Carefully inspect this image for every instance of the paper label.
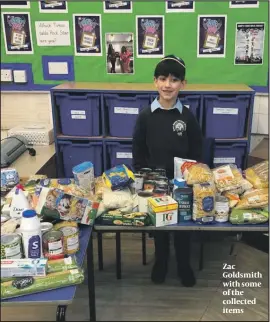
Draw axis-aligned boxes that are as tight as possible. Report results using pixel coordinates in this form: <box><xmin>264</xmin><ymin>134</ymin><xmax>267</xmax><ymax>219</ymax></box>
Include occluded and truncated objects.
<box><xmin>213</xmin><ymin>108</ymin><xmax>239</xmax><ymax>115</ymax></box>
<box><xmin>214</xmin><ymin>157</ymin><xmax>236</xmax><ymax>164</ymax></box>
<box><xmin>48</xmin><ymin>240</ymin><xmax>63</xmax><ymax>255</ymax></box>
<box><xmin>71</xmin><ymin>115</ymin><xmax>86</xmax><ymax>120</ymax></box>
<box><xmin>64</xmin><ymin>256</ymin><xmax>72</xmax><ymax>265</ymax></box>
<box><xmin>243</xmin><ymin>212</ymin><xmax>252</xmax><ymax>220</ymax></box>
<box><xmin>213</xmin><ymin>165</ymin><xmax>234</xmax><ymax>181</ymax></box>
<box><xmin>71</xmin><ymin>110</ymin><xmax>86</xmax><ymax>115</ymax></box>
<box><xmin>67</xmin><ymin>236</ymin><xmax>79</xmax><ymax>251</ymax></box>
<box><xmin>114</xmin><ymin>107</ymin><xmax>139</xmax><ymax>115</ymax></box>
<box><xmin>116</xmin><ymin>152</ymin><xmax>133</xmax><ymax>159</ymax></box>
<box><xmin>5</xmin><ymin>244</ymin><xmax>21</xmax><ymax>258</ymax></box>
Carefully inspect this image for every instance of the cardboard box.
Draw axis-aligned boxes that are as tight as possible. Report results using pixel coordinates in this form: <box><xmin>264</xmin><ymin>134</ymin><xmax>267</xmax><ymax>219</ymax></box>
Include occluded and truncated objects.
<box><xmin>1</xmin><ymin>258</ymin><xmax>48</xmax><ymax>278</ymax></box>
<box><xmin>96</xmin><ymin>211</ymin><xmax>151</xmax><ymax>227</ymax></box>
<box><xmin>248</xmin><ymin>138</ymin><xmax>269</xmax><ymax>167</ymax></box>
<box><xmin>148</xmin><ymin>196</ymin><xmax>178</xmax><ymax>227</ymax></box>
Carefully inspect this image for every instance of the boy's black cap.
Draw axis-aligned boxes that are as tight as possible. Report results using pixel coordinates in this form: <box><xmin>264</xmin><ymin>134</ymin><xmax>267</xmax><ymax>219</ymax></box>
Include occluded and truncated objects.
<box><xmin>161</xmin><ymin>55</ymin><xmax>186</xmax><ymax>69</ymax></box>
<box><xmin>154</xmin><ymin>54</ymin><xmax>186</xmax><ymax>80</ymax></box>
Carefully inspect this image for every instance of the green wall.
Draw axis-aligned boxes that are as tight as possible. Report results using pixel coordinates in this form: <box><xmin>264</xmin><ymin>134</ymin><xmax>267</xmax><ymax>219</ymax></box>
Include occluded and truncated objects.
<box><xmin>1</xmin><ymin>1</ymin><xmax>268</xmax><ymax>86</ymax></box>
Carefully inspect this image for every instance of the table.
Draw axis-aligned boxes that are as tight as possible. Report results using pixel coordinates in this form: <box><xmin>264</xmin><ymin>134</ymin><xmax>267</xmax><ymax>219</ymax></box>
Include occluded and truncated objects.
<box><xmin>1</xmin><ymin>225</ymin><xmax>96</xmax><ymax>322</ymax></box>
<box><xmin>94</xmin><ymin>222</ymin><xmax>269</xmax><ymax>279</ymax></box>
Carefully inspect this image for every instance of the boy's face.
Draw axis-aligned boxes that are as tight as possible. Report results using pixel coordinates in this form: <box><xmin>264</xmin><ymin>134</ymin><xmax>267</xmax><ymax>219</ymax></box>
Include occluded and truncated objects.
<box><xmin>154</xmin><ymin>74</ymin><xmax>186</xmax><ymax>102</ymax></box>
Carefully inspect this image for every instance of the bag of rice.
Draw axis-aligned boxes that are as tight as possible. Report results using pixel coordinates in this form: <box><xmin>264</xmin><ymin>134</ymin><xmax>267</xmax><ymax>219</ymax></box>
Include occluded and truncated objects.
<box><xmin>212</xmin><ymin>164</ymin><xmax>243</xmax><ymax>192</ymax></box>
<box><xmin>193</xmin><ymin>182</ymin><xmax>216</xmax><ymax>223</ymax></box>
<box><xmin>245</xmin><ymin>160</ymin><xmax>268</xmax><ymax>189</ymax></box>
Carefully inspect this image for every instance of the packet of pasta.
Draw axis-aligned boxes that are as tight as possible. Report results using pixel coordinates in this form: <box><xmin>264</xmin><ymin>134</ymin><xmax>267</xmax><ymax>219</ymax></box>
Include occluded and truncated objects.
<box><xmin>192</xmin><ymin>182</ymin><xmax>216</xmax><ymax>224</ymax></box>
<box><xmin>245</xmin><ymin>160</ymin><xmax>268</xmax><ymax>189</ymax></box>
<box><xmin>212</xmin><ymin>164</ymin><xmax>243</xmax><ymax>192</ymax></box>
<box><xmin>236</xmin><ymin>188</ymin><xmax>268</xmax><ymax>209</ymax></box>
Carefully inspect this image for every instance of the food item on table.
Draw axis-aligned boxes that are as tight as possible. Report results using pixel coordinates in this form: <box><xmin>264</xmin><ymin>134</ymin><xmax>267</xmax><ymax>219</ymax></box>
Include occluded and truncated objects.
<box><xmin>223</xmin><ymin>192</ymin><xmax>240</xmax><ymax>208</ymax></box>
<box><xmin>192</xmin><ymin>182</ymin><xmax>215</xmax><ymax>223</ymax></box>
<box><xmin>103</xmin><ymin>164</ymin><xmax>134</xmax><ymax>190</ymax></box>
<box><xmin>43</xmin><ymin>230</ymin><xmax>65</xmax><ymax>260</ymax></box>
<box><xmin>53</xmin><ymin>221</ymin><xmax>79</xmax><ymax>255</ymax></box>
<box><xmin>236</xmin><ymin>188</ymin><xmax>268</xmax><ymax>209</ymax></box>
<box><xmin>1</xmin><ymin>234</ymin><xmax>22</xmax><ymax>259</ymax></box>
<box><xmin>1</xmin><ymin>269</ymin><xmax>84</xmax><ymax>299</ymax></box>
<box><xmin>212</xmin><ymin>164</ymin><xmax>243</xmax><ymax>192</ymax></box>
<box><xmin>47</xmin><ymin>256</ymin><xmax>78</xmax><ymax>274</ymax></box>
<box><xmin>215</xmin><ymin>196</ymin><xmax>229</xmax><ymax>223</ymax></box>
<box><xmin>96</xmin><ymin>211</ymin><xmax>151</xmax><ymax>226</ymax></box>
<box><xmin>1</xmin><ymin>168</ymin><xmax>20</xmax><ymax>193</ymax></box>
<box><xmin>1</xmin><ymin>218</ymin><xmax>18</xmax><ymax>235</ymax></box>
<box><xmin>72</xmin><ymin>161</ymin><xmax>95</xmax><ymax>193</ymax></box>
<box><xmin>24</xmin><ymin>175</ymin><xmax>47</xmax><ymax>194</ymax></box>
<box><xmin>102</xmin><ymin>188</ymin><xmax>133</xmax><ymax>210</ymax></box>
<box><xmin>40</xmin><ymin>222</ymin><xmax>53</xmax><ymax>235</ymax></box>
<box><xmin>94</xmin><ymin>176</ymin><xmax>107</xmax><ymax>198</ymax></box>
<box><xmin>1</xmin><ymin>258</ymin><xmax>48</xmax><ymax>278</ymax></box>
<box><xmin>229</xmin><ymin>208</ymin><xmax>269</xmax><ymax>225</ymax></box>
<box><xmin>131</xmin><ymin>173</ymin><xmax>144</xmax><ymax>192</ymax></box>
<box><xmin>227</xmin><ymin>178</ymin><xmax>253</xmax><ymax>195</ymax></box>
<box><xmin>148</xmin><ymin>196</ymin><xmax>178</xmax><ymax>227</ymax></box>
<box><xmin>1</xmin><ymin>214</ymin><xmax>10</xmax><ymax>225</ymax></box>
<box><xmin>173</xmin><ymin>187</ymin><xmax>193</xmax><ymax>222</ymax></box>
<box><xmin>245</xmin><ymin>160</ymin><xmax>269</xmax><ymax>189</ymax></box>
<box><xmin>143</xmin><ymin>180</ymin><xmax>156</xmax><ymax>192</ymax></box>
<box><xmin>10</xmin><ymin>185</ymin><xmax>31</xmax><ymax>219</ymax></box>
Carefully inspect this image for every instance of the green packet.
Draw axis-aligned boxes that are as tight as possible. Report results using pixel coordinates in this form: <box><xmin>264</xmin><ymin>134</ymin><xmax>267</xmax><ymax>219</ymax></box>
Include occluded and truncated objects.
<box><xmin>96</xmin><ymin>211</ymin><xmax>152</xmax><ymax>227</ymax></box>
<box><xmin>1</xmin><ymin>268</ymin><xmax>84</xmax><ymax>300</ymax></box>
<box><xmin>229</xmin><ymin>208</ymin><xmax>269</xmax><ymax>225</ymax></box>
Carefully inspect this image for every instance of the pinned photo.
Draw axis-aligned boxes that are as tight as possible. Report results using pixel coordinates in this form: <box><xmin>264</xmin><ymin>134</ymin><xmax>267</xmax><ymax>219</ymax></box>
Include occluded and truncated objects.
<box><xmin>39</xmin><ymin>1</ymin><xmax>68</xmax><ymax>13</ymax></box>
<box><xmin>136</xmin><ymin>15</ymin><xmax>164</xmax><ymax>58</ymax></box>
<box><xmin>166</xmin><ymin>1</ymin><xmax>195</xmax><ymax>13</ymax></box>
<box><xmin>103</xmin><ymin>0</ymin><xmax>132</xmax><ymax>13</ymax></box>
<box><xmin>73</xmin><ymin>14</ymin><xmax>102</xmax><ymax>56</ymax></box>
<box><xmin>229</xmin><ymin>1</ymin><xmax>259</xmax><ymax>8</ymax></box>
<box><xmin>106</xmin><ymin>33</ymin><xmax>134</xmax><ymax>74</ymax></box>
<box><xmin>234</xmin><ymin>23</ymin><xmax>265</xmax><ymax>65</ymax></box>
<box><xmin>2</xmin><ymin>12</ymin><xmax>33</xmax><ymax>54</ymax></box>
<box><xmin>197</xmin><ymin>15</ymin><xmax>227</xmax><ymax>58</ymax></box>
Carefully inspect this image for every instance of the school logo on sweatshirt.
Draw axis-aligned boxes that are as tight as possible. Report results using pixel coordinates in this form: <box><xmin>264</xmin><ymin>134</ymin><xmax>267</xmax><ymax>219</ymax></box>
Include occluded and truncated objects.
<box><xmin>173</xmin><ymin>120</ymin><xmax>186</xmax><ymax>136</ymax></box>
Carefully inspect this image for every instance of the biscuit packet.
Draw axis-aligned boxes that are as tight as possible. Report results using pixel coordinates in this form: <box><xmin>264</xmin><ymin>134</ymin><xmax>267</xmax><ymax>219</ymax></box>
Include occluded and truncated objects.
<box><xmin>212</xmin><ymin>164</ymin><xmax>243</xmax><ymax>193</ymax></box>
<box><xmin>236</xmin><ymin>188</ymin><xmax>268</xmax><ymax>209</ymax></box>
<box><xmin>245</xmin><ymin>160</ymin><xmax>269</xmax><ymax>189</ymax></box>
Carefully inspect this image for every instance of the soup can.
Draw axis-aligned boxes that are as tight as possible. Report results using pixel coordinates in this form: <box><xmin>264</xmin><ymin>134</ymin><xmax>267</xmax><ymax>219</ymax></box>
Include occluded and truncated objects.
<box><xmin>1</xmin><ymin>234</ymin><xmax>22</xmax><ymax>259</ymax></box>
<box><xmin>143</xmin><ymin>180</ymin><xmax>156</xmax><ymax>192</ymax></box>
<box><xmin>60</xmin><ymin>226</ymin><xmax>80</xmax><ymax>255</ymax></box>
<box><xmin>43</xmin><ymin>230</ymin><xmax>65</xmax><ymax>260</ymax></box>
<box><xmin>215</xmin><ymin>196</ymin><xmax>229</xmax><ymax>223</ymax></box>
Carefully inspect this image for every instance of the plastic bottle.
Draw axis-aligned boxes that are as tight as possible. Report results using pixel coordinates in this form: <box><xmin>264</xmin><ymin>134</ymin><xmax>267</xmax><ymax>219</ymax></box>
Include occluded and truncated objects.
<box><xmin>20</xmin><ymin>209</ymin><xmax>43</xmax><ymax>259</ymax></box>
<box><xmin>10</xmin><ymin>184</ymin><xmax>30</xmax><ymax>219</ymax></box>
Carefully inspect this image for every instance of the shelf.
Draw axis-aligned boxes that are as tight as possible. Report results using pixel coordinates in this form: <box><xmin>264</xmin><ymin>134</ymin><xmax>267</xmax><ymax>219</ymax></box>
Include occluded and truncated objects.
<box><xmin>104</xmin><ymin>136</ymin><xmax>132</xmax><ymax>141</ymax></box>
<box><xmin>215</xmin><ymin>137</ymin><xmax>248</xmax><ymax>142</ymax></box>
<box><xmin>56</xmin><ymin>135</ymin><xmax>103</xmax><ymax>141</ymax></box>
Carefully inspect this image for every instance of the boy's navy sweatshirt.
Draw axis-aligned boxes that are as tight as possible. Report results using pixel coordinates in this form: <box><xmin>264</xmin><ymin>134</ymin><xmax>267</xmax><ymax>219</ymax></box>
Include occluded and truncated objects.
<box><xmin>132</xmin><ymin>103</ymin><xmax>203</xmax><ymax>179</ymax></box>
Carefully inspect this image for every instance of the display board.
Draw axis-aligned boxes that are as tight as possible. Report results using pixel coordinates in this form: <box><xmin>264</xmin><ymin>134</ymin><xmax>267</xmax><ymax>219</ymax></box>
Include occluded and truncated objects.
<box><xmin>1</xmin><ymin>1</ymin><xmax>268</xmax><ymax>86</ymax></box>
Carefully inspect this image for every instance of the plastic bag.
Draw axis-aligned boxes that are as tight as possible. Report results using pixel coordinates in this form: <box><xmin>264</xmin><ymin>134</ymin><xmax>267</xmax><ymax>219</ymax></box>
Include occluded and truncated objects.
<box><xmin>223</xmin><ymin>192</ymin><xmax>240</xmax><ymax>208</ymax></box>
<box><xmin>230</xmin><ymin>208</ymin><xmax>269</xmax><ymax>225</ymax></box>
<box><xmin>174</xmin><ymin>158</ymin><xmax>213</xmax><ymax>185</ymax></box>
<box><xmin>236</xmin><ymin>188</ymin><xmax>268</xmax><ymax>209</ymax></box>
<box><xmin>102</xmin><ymin>188</ymin><xmax>133</xmax><ymax>210</ymax></box>
<box><xmin>245</xmin><ymin>160</ymin><xmax>268</xmax><ymax>189</ymax></box>
<box><xmin>212</xmin><ymin>164</ymin><xmax>243</xmax><ymax>192</ymax></box>
<box><xmin>227</xmin><ymin>178</ymin><xmax>253</xmax><ymax>195</ymax></box>
<box><xmin>192</xmin><ymin>182</ymin><xmax>216</xmax><ymax>223</ymax></box>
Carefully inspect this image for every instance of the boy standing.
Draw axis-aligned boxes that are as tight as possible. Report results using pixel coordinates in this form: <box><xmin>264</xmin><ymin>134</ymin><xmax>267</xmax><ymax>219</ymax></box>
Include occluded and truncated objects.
<box><xmin>132</xmin><ymin>55</ymin><xmax>203</xmax><ymax>286</ymax></box>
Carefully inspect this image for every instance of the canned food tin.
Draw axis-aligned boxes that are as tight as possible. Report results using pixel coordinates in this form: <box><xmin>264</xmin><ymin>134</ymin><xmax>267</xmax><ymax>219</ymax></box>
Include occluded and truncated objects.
<box><xmin>1</xmin><ymin>234</ymin><xmax>22</xmax><ymax>259</ymax></box>
<box><xmin>1</xmin><ymin>214</ymin><xmax>10</xmax><ymax>225</ymax></box>
<box><xmin>153</xmin><ymin>189</ymin><xmax>167</xmax><ymax>197</ymax></box>
<box><xmin>155</xmin><ymin>176</ymin><xmax>168</xmax><ymax>182</ymax></box>
<box><xmin>43</xmin><ymin>230</ymin><xmax>64</xmax><ymax>260</ymax></box>
<box><xmin>155</xmin><ymin>169</ymin><xmax>167</xmax><ymax>177</ymax></box>
<box><xmin>147</xmin><ymin>172</ymin><xmax>159</xmax><ymax>180</ymax></box>
<box><xmin>133</xmin><ymin>174</ymin><xmax>144</xmax><ymax>192</ymax></box>
<box><xmin>41</xmin><ymin>222</ymin><xmax>53</xmax><ymax>235</ymax></box>
<box><xmin>155</xmin><ymin>183</ymin><xmax>168</xmax><ymax>193</ymax></box>
<box><xmin>143</xmin><ymin>180</ymin><xmax>156</xmax><ymax>192</ymax></box>
<box><xmin>60</xmin><ymin>226</ymin><xmax>79</xmax><ymax>255</ymax></box>
<box><xmin>215</xmin><ymin>196</ymin><xmax>229</xmax><ymax>223</ymax></box>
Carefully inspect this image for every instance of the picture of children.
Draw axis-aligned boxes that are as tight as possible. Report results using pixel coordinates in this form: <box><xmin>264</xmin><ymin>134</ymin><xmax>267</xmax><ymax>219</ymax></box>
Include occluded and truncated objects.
<box><xmin>105</xmin><ymin>33</ymin><xmax>134</xmax><ymax>74</ymax></box>
<box><xmin>57</xmin><ymin>194</ymin><xmax>71</xmax><ymax>219</ymax></box>
<box><xmin>45</xmin><ymin>190</ymin><xmax>57</xmax><ymax>210</ymax></box>
<box><xmin>69</xmin><ymin>198</ymin><xmax>86</xmax><ymax>221</ymax></box>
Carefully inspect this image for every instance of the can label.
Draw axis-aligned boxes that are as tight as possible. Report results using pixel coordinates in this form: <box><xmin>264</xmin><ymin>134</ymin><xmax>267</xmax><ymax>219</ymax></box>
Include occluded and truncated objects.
<box><xmin>28</xmin><ymin>235</ymin><xmax>41</xmax><ymax>258</ymax></box>
<box><xmin>48</xmin><ymin>240</ymin><xmax>63</xmax><ymax>255</ymax></box>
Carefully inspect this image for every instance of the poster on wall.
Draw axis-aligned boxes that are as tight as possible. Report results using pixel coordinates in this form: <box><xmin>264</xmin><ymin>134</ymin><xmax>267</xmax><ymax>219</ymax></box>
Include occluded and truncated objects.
<box><xmin>234</xmin><ymin>23</ymin><xmax>265</xmax><ymax>65</ymax></box>
<box><xmin>136</xmin><ymin>16</ymin><xmax>164</xmax><ymax>58</ymax></box>
<box><xmin>35</xmin><ymin>21</ymin><xmax>70</xmax><ymax>46</ymax></box>
<box><xmin>105</xmin><ymin>33</ymin><xmax>134</xmax><ymax>74</ymax></box>
<box><xmin>103</xmin><ymin>0</ymin><xmax>132</xmax><ymax>13</ymax></box>
<box><xmin>2</xmin><ymin>12</ymin><xmax>33</xmax><ymax>54</ymax></box>
<box><xmin>39</xmin><ymin>1</ymin><xmax>68</xmax><ymax>13</ymax></box>
<box><xmin>0</xmin><ymin>1</ymin><xmax>30</xmax><ymax>8</ymax></box>
<box><xmin>197</xmin><ymin>15</ymin><xmax>227</xmax><ymax>58</ymax></box>
<box><xmin>73</xmin><ymin>14</ymin><xmax>102</xmax><ymax>56</ymax></box>
<box><xmin>166</xmin><ymin>1</ymin><xmax>195</xmax><ymax>13</ymax></box>
<box><xmin>230</xmin><ymin>1</ymin><xmax>259</xmax><ymax>8</ymax></box>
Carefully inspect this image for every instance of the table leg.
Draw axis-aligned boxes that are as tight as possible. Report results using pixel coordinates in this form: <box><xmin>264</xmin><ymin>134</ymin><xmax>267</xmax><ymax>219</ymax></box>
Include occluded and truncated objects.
<box><xmin>199</xmin><ymin>232</ymin><xmax>204</xmax><ymax>271</ymax></box>
<box><xmin>142</xmin><ymin>232</ymin><xmax>147</xmax><ymax>265</ymax></box>
<box><xmin>56</xmin><ymin>305</ymin><xmax>67</xmax><ymax>322</ymax></box>
<box><xmin>116</xmin><ymin>232</ymin><xmax>122</xmax><ymax>280</ymax></box>
<box><xmin>97</xmin><ymin>232</ymin><xmax>104</xmax><ymax>271</ymax></box>
<box><xmin>87</xmin><ymin>232</ymin><xmax>97</xmax><ymax>322</ymax></box>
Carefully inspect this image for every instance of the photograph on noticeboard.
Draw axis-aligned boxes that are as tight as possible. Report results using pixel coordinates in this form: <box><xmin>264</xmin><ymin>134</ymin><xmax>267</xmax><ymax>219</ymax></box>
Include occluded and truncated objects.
<box><xmin>39</xmin><ymin>1</ymin><xmax>68</xmax><ymax>13</ymax></box>
<box><xmin>197</xmin><ymin>15</ymin><xmax>227</xmax><ymax>58</ymax></box>
<box><xmin>2</xmin><ymin>12</ymin><xmax>33</xmax><ymax>54</ymax></box>
<box><xmin>73</xmin><ymin>14</ymin><xmax>102</xmax><ymax>56</ymax></box>
<box><xmin>103</xmin><ymin>0</ymin><xmax>132</xmax><ymax>13</ymax></box>
<box><xmin>229</xmin><ymin>1</ymin><xmax>259</xmax><ymax>8</ymax></box>
<box><xmin>234</xmin><ymin>23</ymin><xmax>265</xmax><ymax>65</ymax></box>
<box><xmin>166</xmin><ymin>0</ymin><xmax>195</xmax><ymax>13</ymax></box>
<box><xmin>106</xmin><ymin>33</ymin><xmax>134</xmax><ymax>74</ymax></box>
<box><xmin>136</xmin><ymin>15</ymin><xmax>164</xmax><ymax>58</ymax></box>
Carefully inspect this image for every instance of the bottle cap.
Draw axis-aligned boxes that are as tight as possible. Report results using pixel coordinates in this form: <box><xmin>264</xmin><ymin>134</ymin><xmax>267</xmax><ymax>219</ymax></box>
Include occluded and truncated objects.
<box><xmin>22</xmin><ymin>209</ymin><xmax>36</xmax><ymax>218</ymax></box>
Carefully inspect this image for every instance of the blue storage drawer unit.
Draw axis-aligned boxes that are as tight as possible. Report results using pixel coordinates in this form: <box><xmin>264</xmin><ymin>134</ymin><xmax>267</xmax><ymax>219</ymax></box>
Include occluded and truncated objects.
<box><xmin>213</xmin><ymin>142</ymin><xmax>247</xmax><ymax>169</ymax></box>
<box><xmin>55</xmin><ymin>93</ymin><xmax>101</xmax><ymax>137</ymax></box>
<box><xmin>104</xmin><ymin>94</ymin><xmax>150</xmax><ymax>137</ymax></box>
<box><xmin>58</xmin><ymin>140</ymin><xmax>103</xmax><ymax>177</ymax></box>
<box><xmin>203</xmin><ymin>95</ymin><xmax>250</xmax><ymax>139</ymax></box>
<box><xmin>106</xmin><ymin>141</ymin><xmax>133</xmax><ymax>170</ymax></box>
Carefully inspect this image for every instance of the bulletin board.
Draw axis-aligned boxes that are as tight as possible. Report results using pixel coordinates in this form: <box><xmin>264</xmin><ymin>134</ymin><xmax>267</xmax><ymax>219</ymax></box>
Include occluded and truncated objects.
<box><xmin>1</xmin><ymin>1</ymin><xmax>268</xmax><ymax>86</ymax></box>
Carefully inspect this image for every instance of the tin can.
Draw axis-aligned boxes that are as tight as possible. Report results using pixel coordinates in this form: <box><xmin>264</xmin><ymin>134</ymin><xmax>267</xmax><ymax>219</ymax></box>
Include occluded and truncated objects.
<box><xmin>1</xmin><ymin>234</ymin><xmax>22</xmax><ymax>259</ymax></box>
<box><xmin>133</xmin><ymin>173</ymin><xmax>144</xmax><ymax>192</ymax></box>
<box><xmin>155</xmin><ymin>176</ymin><xmax>168</xmax><ymax>182</ymax></box>
<box><xmin>41</xmin><ymin>222</ymin><xmax>53</xmax><ymax>235</ymax></box>
<box><xmin>153</xmin><ymin>189</ymin><xmax>167</xmax><ymax>197</ymax></box>
<box><xmin>1</xmin><ymin>214</ymin><xmax>10</xmax><ymax>225</ymax></box>
<box><xmin>60</xmin><ymin>226</ymin><xmax>80</xmax><ymax>255</ymax></box>
<box><xmin>138</xmin><ymin>191</ymin><xmax>153</xmax><ymax>213</ymax></box>
<box><xmin>215</xmin><ymin>196</ymin><xmax>229</xmax><ymax>223</ymax></box>
<box><xmin>155</xmin><ymin>168</ymin><xmax>167</xmax><ymax>177</ymax></box>
<box><xmin>43</xmin><ymin>230</ymin><xmax>64</xmax><ymax>260</ymax></box>
<box><xmin>139</xmin><ymin>168</ymin><xmax>152</xmax><ymax>175</ymax></box>
<box><xmin>173</xmin><ymin>188</ymin><xmax>193</xmax><ymax>222</ymax></box>
<box><xmin>143</xmin><ymin>180</ymin><xmax>156</xmax><ymax>192</ymax></box>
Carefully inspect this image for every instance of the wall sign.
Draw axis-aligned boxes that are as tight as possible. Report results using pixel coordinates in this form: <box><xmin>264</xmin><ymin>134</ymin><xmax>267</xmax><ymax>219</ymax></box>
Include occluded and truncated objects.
<box><xmin>103</xmin><ymin>0</ymin><xmax>132</xmax><ymax>13</ymax></box>
<box><xmin>166</xmin><ymin>1</ymin><xmax>195</xmax><ymax>13</ymax></box>
<box><xmin>35</xmin><ymin>21</ymin><xmax>71</xmax><ymax>46</ymax></box>
<box><xmin>39</xmin><ymin>1</ymin><xmax>68</xmax><ymax>13</ymax></box>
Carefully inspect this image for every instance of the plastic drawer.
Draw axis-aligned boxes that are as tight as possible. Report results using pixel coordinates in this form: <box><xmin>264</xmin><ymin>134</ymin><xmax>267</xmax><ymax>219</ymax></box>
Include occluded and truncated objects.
<box><xmin>106</xmin><ymin>141</ymin><xmax>133</xmax><ymax>170</ymax></box>
<box><xmin>203</xmin><ymin>95</ymin><xmax>250</xmax><ymax>139</ymax></box>
<box><xmin>58</xmin><ymin>140</ymin><xmax>103</xmax><ymax>177</ymax></box>
<box><xmin>55</xmin><ymin>93</ymin><xmax>101</xmax><ymax>137</ymax></box>
<box><xmin>213</xmin><ymin>142</ymin><xmax>247</xmax><ymax>169</ymax></box>
<box><xmin>104</xmin><ymin>94</ymin><xmax>150</xmax><ymax>137</ymax></box>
